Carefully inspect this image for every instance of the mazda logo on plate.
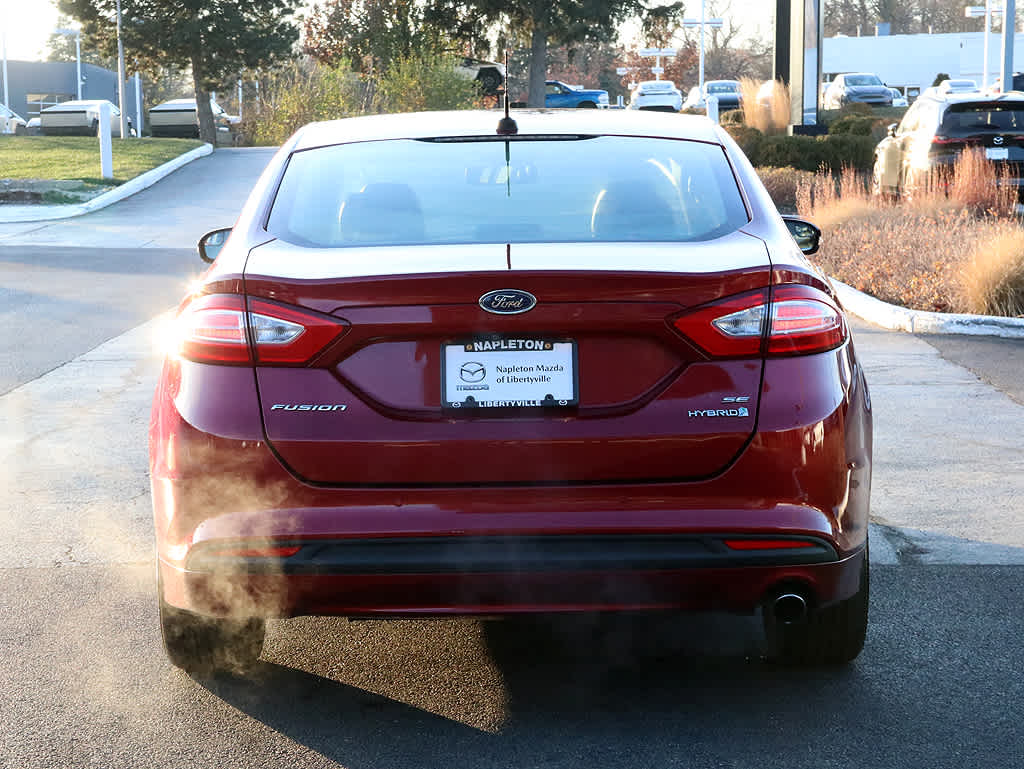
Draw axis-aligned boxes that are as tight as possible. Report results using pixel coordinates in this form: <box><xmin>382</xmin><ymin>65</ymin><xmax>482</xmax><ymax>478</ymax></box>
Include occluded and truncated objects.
<box><xmin>994</xmin><ymin>136</ymin><xmax>1005</xmax><ymax>145</ymax></box>
<box><xmin>479</xmin><ymin>289</ymin><xmax>537</xmax><ymax>315</ymax></box>
<box><xmin>460</xmin><ymin>362</ymin><xmax>486</xmax><ymax>382</ymax></box>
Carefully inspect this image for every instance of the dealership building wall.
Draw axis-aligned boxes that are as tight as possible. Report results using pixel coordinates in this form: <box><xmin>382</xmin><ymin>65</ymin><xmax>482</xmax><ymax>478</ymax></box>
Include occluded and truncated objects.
<box><xmin>824</xmin><ymin>31</ymin><xmax>1024</xmax><ymax>94</ymax></box>
<box><xmin>2</xmin><ymin>60</ymin><xmax>143</xmax><ymax>122</ymax></box>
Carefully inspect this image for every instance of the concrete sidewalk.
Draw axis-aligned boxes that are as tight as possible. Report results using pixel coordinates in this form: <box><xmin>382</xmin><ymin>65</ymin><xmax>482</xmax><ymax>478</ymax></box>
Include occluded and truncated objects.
<box><xmin>0</xmin><ymin>147</ymin><xmax>275</xmax><ymax>249</ymax></box>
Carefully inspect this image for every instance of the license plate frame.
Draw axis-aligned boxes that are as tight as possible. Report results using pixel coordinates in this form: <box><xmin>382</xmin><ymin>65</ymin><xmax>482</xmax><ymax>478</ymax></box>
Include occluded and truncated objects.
<box><xmin>442</xmin><ymin>337</ymin><xmax>579</xmax><ymax>410</ymax></box>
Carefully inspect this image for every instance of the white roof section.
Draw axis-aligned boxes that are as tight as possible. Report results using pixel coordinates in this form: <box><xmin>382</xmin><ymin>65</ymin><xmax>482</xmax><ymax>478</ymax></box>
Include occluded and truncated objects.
<box><xmin>151</xmin><ymin>99</ymin><xmax>198</xmax><ymax>110</ymax></box>
<box><xmin>293</xmin><ymin>109</ymin><xmax>723</xmax><ymax>151</ymax></box>
<box><xmin>41</xmin><ymin>100</ymin><xmax>118</xmax><ymax>112</ymax></box>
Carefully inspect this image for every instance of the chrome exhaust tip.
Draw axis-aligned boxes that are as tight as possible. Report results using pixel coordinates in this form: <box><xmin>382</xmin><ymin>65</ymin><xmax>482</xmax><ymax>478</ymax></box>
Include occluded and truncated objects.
<box><xmin>772</xmin><ymin>592</ymin><xmax>808</xmax><ymax>624</ymax></box>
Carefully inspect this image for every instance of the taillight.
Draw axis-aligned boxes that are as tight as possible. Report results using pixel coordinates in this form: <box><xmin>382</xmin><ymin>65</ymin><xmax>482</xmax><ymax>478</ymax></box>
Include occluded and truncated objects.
<box><xmin>671</xmin><ymin>285</ymin><xmax>846</xmax><ymax>358</ymax></box>
<box><xmin>173</xmin><ymin>294</ymin><xmax>348</xmax><ymax>365</ymax></box>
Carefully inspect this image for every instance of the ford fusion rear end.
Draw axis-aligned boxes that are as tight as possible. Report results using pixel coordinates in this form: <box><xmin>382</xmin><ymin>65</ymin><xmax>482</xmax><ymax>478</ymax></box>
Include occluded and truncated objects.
<box><xmin>150</xmin><ymin>112</ymin><xmax>872</xmax><ymax>673</ymax></box>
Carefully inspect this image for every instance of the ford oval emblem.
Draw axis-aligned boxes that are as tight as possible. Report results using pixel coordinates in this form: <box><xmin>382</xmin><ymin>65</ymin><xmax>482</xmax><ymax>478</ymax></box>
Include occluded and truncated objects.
<box><xmin>479</xmin><ymin>289</ymin><xmax>537</xmax><ymax>315</ymax></box>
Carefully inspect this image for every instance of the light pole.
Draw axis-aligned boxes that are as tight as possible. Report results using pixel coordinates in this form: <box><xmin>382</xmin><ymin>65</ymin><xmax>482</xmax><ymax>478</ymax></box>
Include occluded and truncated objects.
<box><xmin>966</xmin><ymin>3</ymin><xmax>1005</xmax><ymax>89</ymax></box>
<box><xmin>2</xmin><ymin>16</ymin><xmax>9</xmax><ymax>110</ymax></box>
<box><xmin>53</xmin><ymin>28</ymin><xmax>83</xmax><ymax>99</ymax></box>
<box><xmin>115</xmin><ymin>0</ymin><xmax>128</xmax><ymax>138</ymax></box>
<box><xmin>638</xmin><ymin>48</ymin><xmax>677</xmax><ymax>81</ymax></box>
<box><xmin>683</xmin><ymin>0</ymin><xmax>724</xmax><ymax>90</ymax></box>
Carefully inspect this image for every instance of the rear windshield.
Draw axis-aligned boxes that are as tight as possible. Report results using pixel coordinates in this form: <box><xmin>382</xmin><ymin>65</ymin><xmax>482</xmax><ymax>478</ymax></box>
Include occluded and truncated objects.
<box><xmin>940</xmin><ymin>103</ymin><xmax>1024</xmax><ymax>133</ymax></box>
<box><xmin>266</xmin><ymin>136</ymin><xmax>748</xmax><ymax>248</ymax></box>
<box><xmin>845</xmin><ymin>75</ymin><xmax>882</xmax><ymax>86</ymax></box>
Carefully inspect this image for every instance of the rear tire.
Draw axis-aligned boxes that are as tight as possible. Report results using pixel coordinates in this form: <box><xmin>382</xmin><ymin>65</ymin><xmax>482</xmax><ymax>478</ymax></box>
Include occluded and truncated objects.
<box><xmin>766</xmin><ymin>545</ymin><xmax>869</xmax><ymax>666</ymax></box>
<box><xmin>159</xmin><ymin>590</ymin><xmax>265</xmax><ymax>676</ymax></box>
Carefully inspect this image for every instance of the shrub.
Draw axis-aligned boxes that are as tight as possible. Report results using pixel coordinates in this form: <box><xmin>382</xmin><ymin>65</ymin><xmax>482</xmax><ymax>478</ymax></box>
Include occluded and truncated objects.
<box><xmin>246</xmin><ymin>59</ymin><xmax>364</xmax><ymax>146</ymax></box>
<box><xmin>756</xmin><ymin>166</ymin><xmax>814</xmax><ymax>210</ymax></box>
<box><xmin>828</xmin><ymin>115</ymin><xmax>877</xmax><ymax>136</ymax></box>
<box><xmin>720</xmin><ymin>108</ymin><xmax>745</xmax><ymax>125</ymax></box>
<box><xmin>839</xmin><ymin>101</ymin><xmax>873</xmax><ymax>117</ymax></box>
<box><xmin>722</xmin><ymin>124</ymin><xmax>764</xmax><ymax>163</ymax></box>
<box><xmin>932</xmin><ymin>72</ymin><xmax>951</xmax><ymax>87</ymax></box>
<box><xmin>374</xmin><ymin>51</ymin><xmax>483</xmax><ymax>113</ymax></box>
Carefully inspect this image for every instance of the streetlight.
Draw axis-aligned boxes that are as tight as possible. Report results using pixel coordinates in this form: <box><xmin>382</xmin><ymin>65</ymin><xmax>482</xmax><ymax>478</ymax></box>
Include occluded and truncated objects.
<box><xmin>2</xmin><ymin>14</ymin><xmax>9</xmax><ymax>110</ymax></box>
<box><xmin>114</xmin><ymin>0</ymin><xmax>128</xmax><ymax>138</ymax></box>
<box><xmin>638</xmin><ymin>47</ymin><xmax>677</xmax><ymax>81</ymax></box>
<box><xmin>683</xmin><ymin>0</ymin><xmax>724</xmax><ymax>89</ymax></box>
<box><xmin>966</xmin><ymin>3</ymin><xmax>1004</xmax><ymax>89</ymax></box>
<box><xmin>52</xmin><ymin>27</ymin><xmax>83</xmax><ymax>100</ymax></box>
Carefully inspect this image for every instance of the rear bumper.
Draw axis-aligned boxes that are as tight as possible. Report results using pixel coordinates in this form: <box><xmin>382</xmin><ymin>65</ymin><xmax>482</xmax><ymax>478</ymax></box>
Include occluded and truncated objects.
<box><xmin>160</xmin><ymin>540</ymin><xmax>864</xmax><ymax>618</ymax></box>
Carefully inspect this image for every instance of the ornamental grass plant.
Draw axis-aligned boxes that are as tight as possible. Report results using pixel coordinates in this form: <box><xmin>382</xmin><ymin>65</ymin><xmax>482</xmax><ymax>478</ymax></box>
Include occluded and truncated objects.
<box><xmin>789</xmin><ymin>152</ymin><xmax>1024</xmax><ymax>317</ymax></box>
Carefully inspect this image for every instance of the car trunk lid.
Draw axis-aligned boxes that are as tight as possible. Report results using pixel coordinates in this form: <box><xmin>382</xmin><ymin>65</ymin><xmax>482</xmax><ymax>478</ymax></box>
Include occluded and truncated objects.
<box><xmin>245</xmin><ymin>234</ymin><xmax>771</xmax><ymax>485</ymax></box>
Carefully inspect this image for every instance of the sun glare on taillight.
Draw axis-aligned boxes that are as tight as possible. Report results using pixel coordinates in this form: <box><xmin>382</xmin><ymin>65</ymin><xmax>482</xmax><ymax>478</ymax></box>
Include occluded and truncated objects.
<box><xmin>173</xmin><ymin>294</ymin><xmax>348</xmax><ymax>365</ymax></box>
<box><xmin>672</xmin><ymin>285</ymin><xmax>846</xmax><ymax>358</ymax></box>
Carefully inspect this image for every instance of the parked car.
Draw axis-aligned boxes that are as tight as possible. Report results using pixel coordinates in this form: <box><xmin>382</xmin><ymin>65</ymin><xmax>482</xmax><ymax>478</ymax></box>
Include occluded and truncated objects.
<box><xmin>151</xmin><ymin>109</ymin><xmax>872</xmax><ymax>675</ymax></box>
<box><xmin>756</xmin><ymin>79</ymin><xmax>788</xmax><ymax>108</ymax></box>
<box><xmin>888</xmin><ymin>87</ymin><xmax>909</xmax><ymax>107</ymax></box>
<box><xmin>454</xmin><ymin>57</ymin><xmax>506</xmax><ymax>96</ymax></box>
<box><xmin>873</xmin><ymin>91</ymin><xmax>1024</xmax><ymax>199</ymax></box>
<box><xmin>823</xmin><ymin>73</ymin><xmax>893</xmax><ymax>109</ymax></box>
<box><xmin>1</xmin><ymin>104</ymin><xmax>28</xmax><ymax>135</ymax></box>
<box><xmin>683</xmin><ymin>80</ymin><xmax>741</xmax><ymax>111</ymax></box>
<box><xmin>149</xmin><ymin>98</ymin><xmax>231</xmax><ymax>138</ymax></box>
<box><xmin>40</xmin><ymin>99</ymin><xmax>133</xmax><ymax>136</ymax></box>
<box><xmin>628</xmin><ymin>79</ymin><xmax>683</xmax><ymax>112</ymax></box>
<box><xmin>986</xmin><ymin>73</ymin><xmax>1024</xmax><ymax>94</ymax></box>
<box><xmin>937</xmin><ymin>79</ymin><xmax>977</xmax><ymax>95</ymax></box>
<box><xmin>544</xmin><ymin>80</ymin><xmax>609</xmax><ymax>108</ymax></box>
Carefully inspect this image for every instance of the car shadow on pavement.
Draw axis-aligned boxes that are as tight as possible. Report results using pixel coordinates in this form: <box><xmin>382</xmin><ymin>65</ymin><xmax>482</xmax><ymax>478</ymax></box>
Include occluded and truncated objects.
<box><xmin>197</xmin><ymin>565</ymin><xmax>1024</xmax><ymax>769</ymax></box>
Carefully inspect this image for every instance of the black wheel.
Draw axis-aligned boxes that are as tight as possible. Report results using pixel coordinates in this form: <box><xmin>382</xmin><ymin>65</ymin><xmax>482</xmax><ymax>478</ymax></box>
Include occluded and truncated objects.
<box><xmin>577</xmin><ymin>101</ymin><xmax>597</xmax><ymax>109</ymax></box>
<box><xmin>91</xmin><ymin>119</ymin><xmax>99</xmax><ymax>136</ymax></box>
<box><xmin>14</xmin><ymin>124</ymin><xmax>26</xmax><ymax>136</ymax></box>
<box><xmin>159</xmin><ymin>590</ymin><xmax>265</xmax><ymax>675</ymax></box>
<box><xmin>766</xmin><ymin>545</ymin><xmax>869</xmax><ymax>666</ymax></box>
<box><xmin>476</xmin><ymin>68</ymin><xmax>503</xmax><ymax>95</ymax></box>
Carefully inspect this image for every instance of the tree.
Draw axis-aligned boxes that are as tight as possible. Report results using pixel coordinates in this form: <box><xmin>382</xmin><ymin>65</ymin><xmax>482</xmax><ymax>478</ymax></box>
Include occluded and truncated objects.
<box><xmin>433</xmin><ymin>0</ymin><xmax>682</xmax><ymax>107</ymax></box>
<box><xmin>57</xmin><ymin>0</ymin><xmax>300</xmax><ymax>144</ymax></box>
<box><xmin>303</xmin><ymin>0</ymin><xmax>434</xmax><ymax>74</ymax></box>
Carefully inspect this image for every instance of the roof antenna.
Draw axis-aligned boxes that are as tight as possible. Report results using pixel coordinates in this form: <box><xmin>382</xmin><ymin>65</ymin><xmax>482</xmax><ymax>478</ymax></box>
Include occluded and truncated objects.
<box><xmin>497</xmin><ymin>49</ymin><xmax>518</xmax><ymax>136</ymax></box>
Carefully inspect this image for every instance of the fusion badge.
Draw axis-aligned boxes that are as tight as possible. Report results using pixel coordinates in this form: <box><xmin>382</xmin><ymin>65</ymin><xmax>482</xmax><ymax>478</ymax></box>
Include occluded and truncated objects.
<box><xmin>271</xmin><ymin>404</ymin><xmax>348</xmax><ymax>412</ymax></box>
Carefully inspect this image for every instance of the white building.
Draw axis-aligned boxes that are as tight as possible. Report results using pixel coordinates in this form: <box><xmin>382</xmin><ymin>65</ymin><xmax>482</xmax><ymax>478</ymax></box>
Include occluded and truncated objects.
<box><xmin>823</xmin><ymin>31</ymin><xmax>1024</xmax><ymax>95</ymax></box>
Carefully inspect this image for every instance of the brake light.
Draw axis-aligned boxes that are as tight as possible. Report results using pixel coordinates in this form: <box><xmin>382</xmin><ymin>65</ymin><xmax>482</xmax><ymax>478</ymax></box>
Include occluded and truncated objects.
<box><xmin>173</xmin><ymin>294</ymin><xmax>348</xmax><ymax>365</ymax></box>
<box><xmin>723</xmin><ymin>539</ymin><xmax>816</xmax><ymax>550</ymax></box>
<box><xmin>671</xmin><ymin>285</ymin><xmax>846</xmax><ymax>358</ymax></box>
<box><xmin>204</xmin><ymin>545</ymin><xmax>302</xmax><ymax>558</ymax></box>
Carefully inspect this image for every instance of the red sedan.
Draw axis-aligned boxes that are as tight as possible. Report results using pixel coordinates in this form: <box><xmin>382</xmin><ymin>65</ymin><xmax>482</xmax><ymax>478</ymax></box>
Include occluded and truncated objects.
<box><xmin>150</xmin><ymin>109</ymin><xmax>872</xmax><ymax>673</ymax></box>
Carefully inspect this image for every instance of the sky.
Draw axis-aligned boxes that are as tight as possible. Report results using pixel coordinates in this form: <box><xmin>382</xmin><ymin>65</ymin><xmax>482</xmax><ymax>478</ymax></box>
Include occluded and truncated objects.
<box><xmin>0</xmin><ymin>0</ymin><xmax>775</xmax><ymax>63</ymax></box>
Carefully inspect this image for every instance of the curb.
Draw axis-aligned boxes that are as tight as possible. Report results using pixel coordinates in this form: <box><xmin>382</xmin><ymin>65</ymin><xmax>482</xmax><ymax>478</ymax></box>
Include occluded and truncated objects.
<box><xmin>832</xmin><ymin>279</ymin><xmax>1024</xmax><ymax>339</ymax></box>
<box><xmin>0</xmin><ymin>143</ymin><xmax>214</xmax><ymax>223</ymax></box>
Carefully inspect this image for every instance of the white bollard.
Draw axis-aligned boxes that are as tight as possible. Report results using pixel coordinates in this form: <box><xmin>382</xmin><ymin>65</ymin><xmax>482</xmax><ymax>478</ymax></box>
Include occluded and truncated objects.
<box><xmin>706</xmin><ymin>94</ymin><xmax>719</xmax><ymax>123</ymax></box>
<box><xmin>98</xmin><ymin>101</ymin><xmax>113</xmax><ymax>179</ymax></box>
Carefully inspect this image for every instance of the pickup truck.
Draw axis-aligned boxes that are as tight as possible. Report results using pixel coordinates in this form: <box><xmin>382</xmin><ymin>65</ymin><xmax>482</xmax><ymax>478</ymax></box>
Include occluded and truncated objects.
<box><xmin>545</xmin><ymin>80</ymin><xmax>609</xmax><ymax>108</ymax></box>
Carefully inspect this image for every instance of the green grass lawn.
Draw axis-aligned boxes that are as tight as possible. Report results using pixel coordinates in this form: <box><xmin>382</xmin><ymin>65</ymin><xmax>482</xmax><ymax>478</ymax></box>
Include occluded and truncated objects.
<box><xmin>0</xmin><ymin>135</ymin><xmax>205</xmax><ymax>185</ymax></box>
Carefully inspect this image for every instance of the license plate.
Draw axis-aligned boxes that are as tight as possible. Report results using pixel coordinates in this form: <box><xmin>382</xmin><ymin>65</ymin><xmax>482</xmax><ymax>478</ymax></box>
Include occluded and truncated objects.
<box><xmin>443</xmin><ymin>338</ymin><xmax>578</xmax><ymax>409</ymax></box>
<box><xmin>986</xmin><ymin>147</ymin><xmax>1009</xmax><ymax>160</ymax></box>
